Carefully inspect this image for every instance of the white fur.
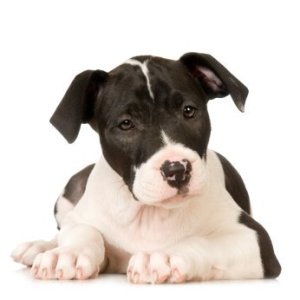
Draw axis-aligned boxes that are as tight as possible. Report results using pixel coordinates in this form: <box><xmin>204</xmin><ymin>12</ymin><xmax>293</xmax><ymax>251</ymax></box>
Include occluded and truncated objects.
<box><xmin>125</xmin><ymin>59</ymin><xmax>154</xmax><ymax>99</ymax></box>
<box><xmin>12</xmin><ymin>147</ymin><xmax>263</xmax><ymax>282</ymax></box>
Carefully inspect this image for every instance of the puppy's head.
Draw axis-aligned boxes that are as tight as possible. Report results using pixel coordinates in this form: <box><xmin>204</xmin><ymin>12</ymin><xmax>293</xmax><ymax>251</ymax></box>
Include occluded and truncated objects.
<box><xmin>51</xmin><ymin>53</ymin><xmax>248</xmax><ymax>208</ymax></box>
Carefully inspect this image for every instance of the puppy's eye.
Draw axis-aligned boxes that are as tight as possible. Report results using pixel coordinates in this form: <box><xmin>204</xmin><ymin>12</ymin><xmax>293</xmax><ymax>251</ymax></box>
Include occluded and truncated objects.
<box><xmin>183</xmin><ymin>105</ymin><xmax>197</xmax><ymax>118</ymax></box>
<box><xmin>118</xmin><ymin>119</ymin><xmax>135</xmax><ymax>131</ymax></box>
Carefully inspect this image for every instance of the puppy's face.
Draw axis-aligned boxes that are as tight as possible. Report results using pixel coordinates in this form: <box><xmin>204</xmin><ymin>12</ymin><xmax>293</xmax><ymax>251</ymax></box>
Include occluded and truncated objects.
<box><xmin>50</xmin><ymin>53</ymin><xmax>248</xmax><ymax>208</ymax></box>
<box><xmin>97</xmin><ymin>58</ymin><xmax>210</xmax><ymax>207</ymax></box>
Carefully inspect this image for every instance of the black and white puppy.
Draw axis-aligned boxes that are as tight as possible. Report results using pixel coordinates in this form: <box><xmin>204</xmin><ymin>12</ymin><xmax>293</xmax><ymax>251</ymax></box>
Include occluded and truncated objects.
<box><xmin>12</xmin><ymin>53</ymin><xmax>281</xmax><ymax>283</ymax></box>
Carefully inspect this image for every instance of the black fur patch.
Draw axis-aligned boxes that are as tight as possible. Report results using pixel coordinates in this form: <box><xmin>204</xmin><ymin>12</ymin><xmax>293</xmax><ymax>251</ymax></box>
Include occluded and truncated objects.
<box><xmin>53</xmin><ymin>200</ymin><xmax>59</xmax><ymax>229</ymax></box>
<box><xmin>216</xmin><ymin>152</ymin><xmax>251</xmax><ymax>214</ymax></box>
<box><xmin>63</xmin><ymin>164</ymin><xmax>95</xmax><ymax>205</ymax></box>
<box><xmin>239</xmin><ymin>212</ymin><xmax>281</xmax><ymax>278</ymax></box>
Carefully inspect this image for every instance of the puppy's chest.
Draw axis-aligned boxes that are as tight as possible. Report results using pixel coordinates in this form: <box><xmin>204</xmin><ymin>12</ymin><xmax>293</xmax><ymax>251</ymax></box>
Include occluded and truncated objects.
<box><xmin>100</xmin><ymin>205</ymin><xmax>193</xmax><ymax>253</ymax></box>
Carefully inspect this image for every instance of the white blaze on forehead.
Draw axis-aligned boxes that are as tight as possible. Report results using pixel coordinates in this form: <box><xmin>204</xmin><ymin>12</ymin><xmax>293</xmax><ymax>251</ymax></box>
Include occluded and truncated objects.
<box><xmin>125</xmin><ymin>59</ymin><xmax>154</xmax><ymax>100</ymax></box>
<box><xmin>160</xmin><ymin>130</ymin><xmax>182</xmax><ymax>146</ymax></box>
<box><xmin>161</xmin><ymin>130</ymin><xmax>175</xmax><ymax>145</ymax></box>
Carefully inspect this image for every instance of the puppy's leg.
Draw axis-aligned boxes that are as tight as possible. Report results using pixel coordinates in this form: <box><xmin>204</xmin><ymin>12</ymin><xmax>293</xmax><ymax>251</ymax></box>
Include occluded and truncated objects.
<box><xmin>31</xmin><ymin>224</ymin><xmax>105</xmax><ymax>280</ymax></box>
<box><xmin>11</xmin><ymin>239</ymin><xmax>57</xmax><ymax>267</ymax></box>
<box><xmin>127</xmin><ymin>215</ymin><xmax>281</xmax><ymax>283</ymax></box>
<box><xmin>127</xmin><ymin>234</ymin><xmax>260</xmax><ymax>284</ymax></box>
<box><xmin>163</xmin><ymin>232</ymin><xmax>264</xmax><ymax>282</ymax></box>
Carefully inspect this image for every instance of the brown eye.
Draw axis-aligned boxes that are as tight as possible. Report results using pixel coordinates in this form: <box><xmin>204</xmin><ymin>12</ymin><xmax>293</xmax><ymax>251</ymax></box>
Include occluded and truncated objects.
<box><xmin>118</xmin><ymin>119</ymin><xmax>135</xmax><ymax>130</ymax></box>
<box><xmin>183</xmin><ymin>105</ymin><xmax>197</xmax><ymax>118</ymax></box>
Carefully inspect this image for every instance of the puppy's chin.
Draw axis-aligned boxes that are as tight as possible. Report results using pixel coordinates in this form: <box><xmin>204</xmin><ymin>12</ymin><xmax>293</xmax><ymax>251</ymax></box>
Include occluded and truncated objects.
<box><xmin>157</xmin><ymin>194</ymin><xmax>192</xmax><ymax>209</ymax></box>
<box><xmin>134</xmin><ymin>190</ymin><xmax>195</xmax><ymax>209</ymax></box>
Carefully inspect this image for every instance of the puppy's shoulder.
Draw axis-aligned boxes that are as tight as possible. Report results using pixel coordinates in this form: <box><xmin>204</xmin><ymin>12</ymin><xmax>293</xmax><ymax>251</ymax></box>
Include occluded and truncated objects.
<box><xmin>208</xmin><ymin>150</ymin><xmax>251</xmax><ymax>214</ymax></box>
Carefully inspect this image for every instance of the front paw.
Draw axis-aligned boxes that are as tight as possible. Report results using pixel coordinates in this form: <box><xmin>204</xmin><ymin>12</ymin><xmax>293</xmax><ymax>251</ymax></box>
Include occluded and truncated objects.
<box><xmin>11</xmin><ymin>240</ymin><xmax>56</xmax><ymax>266</ymax></box>
<box><xmin>31</xmin><ymin>247</ymin><xmax>103</xmax><ymax>280</ymax></box>
<box><xmin>127</xmin><ymin>252</ymin><xmax>189</xmax><ymax>284</ymax></box>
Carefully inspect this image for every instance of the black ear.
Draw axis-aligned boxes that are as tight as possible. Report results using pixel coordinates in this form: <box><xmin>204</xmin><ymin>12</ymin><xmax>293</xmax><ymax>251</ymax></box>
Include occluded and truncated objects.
<box><xmin>50</xmin><ymin>70</ymin><xmax>107</xmax><ymax>143</ymax></box>
<box><xmin>180</xmin><ymin>52</ymin><xmax>248</xmax><ymax>112</ymax></box>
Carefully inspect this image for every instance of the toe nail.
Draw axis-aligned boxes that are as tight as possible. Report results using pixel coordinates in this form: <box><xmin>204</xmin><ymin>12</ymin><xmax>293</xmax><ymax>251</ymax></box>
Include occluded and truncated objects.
<box><xmin>42</xmin><ymin>268</ymin><xmax>47</xmax><ymax>279</ymax></box>
<box><xmin>172</xmin><ymin>269</ymin><xmax>185</xmax><ymax>283</ymax></box>
<box><xmin>32</xmin><ymin>267</ymin><xmax>38</xmax><ymax>276</ymax></box>
<box><xmin>151</xmin><ymin>271</ymin><xmax>158</xmax><ymax>284</ymax></box>
<box><xmin>76</xmin><ymin>268</ymin><xmax>83</xmax><ymax>280</ymax></box>
<box><xmin>127</xmin><ymin>271</ymin><xmax>132</xmax><ymax>283</ymax></box>
<box><xmin>56</xmin><ymin>269</ymin><xmax>63</xmax><ymax>280</ymax></box>
<box><xmin>133</xmin><ymin>272</ymin><xmax>139</xmax><ymax>283</ymax></box>
<box><xmin>158</xmin><ymin>274</ymin><xmax>168</xmax><ymax>283</ymax></box>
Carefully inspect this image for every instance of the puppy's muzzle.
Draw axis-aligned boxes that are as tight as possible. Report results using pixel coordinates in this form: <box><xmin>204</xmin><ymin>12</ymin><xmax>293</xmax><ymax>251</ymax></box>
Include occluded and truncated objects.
<box><xmin>160</xmin><ymin>159</ymin><xmax>192</xmax><ymax>189</ymax></box>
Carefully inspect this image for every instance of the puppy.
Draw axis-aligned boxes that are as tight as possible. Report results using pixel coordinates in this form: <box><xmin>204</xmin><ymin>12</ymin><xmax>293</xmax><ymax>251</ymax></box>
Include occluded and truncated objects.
<box><xmin>11</xmin><ymin>53</ymin><xmax>281</xmax><ymax>283</ymax></box>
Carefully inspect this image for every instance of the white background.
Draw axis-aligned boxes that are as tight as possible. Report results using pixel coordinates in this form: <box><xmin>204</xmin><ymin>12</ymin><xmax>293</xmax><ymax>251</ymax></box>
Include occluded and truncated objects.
<box><xmin>1</xmin><ymin>0</ymin><xmax>299</xmax><ymax>299</ymax></box>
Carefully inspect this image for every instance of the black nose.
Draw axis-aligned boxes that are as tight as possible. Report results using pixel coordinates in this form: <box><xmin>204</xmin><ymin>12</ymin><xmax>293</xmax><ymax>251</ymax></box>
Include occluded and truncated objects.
<box><xmin>160</xmin><ymin>159</ymin><xmax>192</xmax><ymax>189</ymax></box>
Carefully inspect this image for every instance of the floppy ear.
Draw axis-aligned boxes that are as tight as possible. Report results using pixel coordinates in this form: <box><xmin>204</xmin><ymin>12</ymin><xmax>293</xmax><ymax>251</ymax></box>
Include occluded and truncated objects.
<box><xmin>50</xmin><ymin>70</ymin><xmax>107</xmax><ymax>143</ymax></box>
<box><xmin>179</xmin><ymin>52</ymin><xmax>248</xmax><ymax>112</ymax></box>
